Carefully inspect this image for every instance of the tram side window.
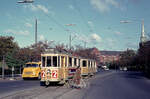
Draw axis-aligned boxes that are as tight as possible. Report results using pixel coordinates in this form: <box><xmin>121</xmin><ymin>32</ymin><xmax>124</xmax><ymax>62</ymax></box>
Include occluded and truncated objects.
<box><xmin>53</xmin><ymin>56</ymin><xmax>57</xmax><ymax>67</ymax></box>
<box><xmin>74</xmin><ymin>58</ymin><xmax>77</xmax><ymax>67</ymax></box>
<box><xmin>42</xmin><ymin>57</ymin><xmax>46</xmax><ymax>67</ymax></box>
<box><xmin>79</xmin><ymin>59</ymin><xmax>80</xmax><ymax>67</ymax></box>
<box><xmin>47</xmin><ymin>56</ymin><xmax>51</xmax><ymax>67</ymax></box>
<box><xmin>58</xmin><ymin>56</ymin><xmax>60</xmax><ymax>67</ymax></box>
<box><xmin>78</xmin><ymin>59</ymin><xmax>80</xmax><ymax>67</ymax></box>
<box><xmin>88</xmin><ymin>61</ymin><xmax>90</xmax><ymax>67</ymax></box>
<box><xmin>92</xmin><ymin>62</ymin><xmax>93</xmax><ymax>68</ymax></box>
<box><xmin>61</xmin><ymin>56</ymin><xmax>64</xmax><ymax>67</ymax></box>
<box><xmin>82</xmin><ymin>60</ymin><xmax>87</xmax><ymax>67</ymax></box>
<box><xmin>65</xmin><ymin>57</ymin><xmax>67</xmax><ymax>67</ymax></box>
<box><xmin>69</xmin><ymin>57</ymin><xmax>72</xmax><ymax>67</ymax></box>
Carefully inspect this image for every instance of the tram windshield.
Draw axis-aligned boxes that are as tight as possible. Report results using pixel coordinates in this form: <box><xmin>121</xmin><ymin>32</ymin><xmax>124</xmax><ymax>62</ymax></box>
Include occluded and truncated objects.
<box><xmin>42</xmin><ymin>56</ymin><xmax>46</xmax><ymax>67</ymax></box>
<box><xmin>69</xmin><ymin>57</ymin><xmax>72</xmax><ymax>67</ymax></box>
<box><xmin>82</xmin><ymin>60</ymin><xmax>87</xmax><ymax>67</ymax></box>
<box><xmin>53</xmin><ymin>56</ymin><xmax>57</xmax><ymax>67</ymax></box>
<box><xmin>74</xmin><ymin>58</ymin><xmax>77</xmax><ymax>67</ymax></box>
<box><xmin>42</xmin><ymin>56</ymin><xmax>58</xmax><ymax>67</ymax></box>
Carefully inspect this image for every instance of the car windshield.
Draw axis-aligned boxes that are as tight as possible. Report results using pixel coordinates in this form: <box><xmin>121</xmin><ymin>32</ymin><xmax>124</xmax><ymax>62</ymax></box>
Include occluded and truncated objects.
<box><xmin>25</xmin><ymin>64</ymin><xmax>38</xmax><ymax>67</ymax></box>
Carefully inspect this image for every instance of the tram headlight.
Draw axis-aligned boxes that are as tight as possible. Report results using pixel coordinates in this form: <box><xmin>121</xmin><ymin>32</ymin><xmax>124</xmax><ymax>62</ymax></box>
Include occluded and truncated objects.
<box><xmin>47</xmin><ymin>69</ymin><xmax>51</xmax><ymax>74</ymax></box>
<box><xmin>32</xmin><ymin>72</ymin><xmax>36</xmax><ymax>75</ymax></box>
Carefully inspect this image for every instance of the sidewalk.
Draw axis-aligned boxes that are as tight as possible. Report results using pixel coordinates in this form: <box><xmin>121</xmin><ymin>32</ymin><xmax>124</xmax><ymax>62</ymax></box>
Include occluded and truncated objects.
<box><xmin>0</xmin><ymin>74</ymin><xmax>22</xmax><ymax>81</ymax></box>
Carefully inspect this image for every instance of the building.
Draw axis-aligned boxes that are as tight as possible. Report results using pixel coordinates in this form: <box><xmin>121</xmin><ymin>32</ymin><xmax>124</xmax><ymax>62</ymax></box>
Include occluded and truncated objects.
<box><xmin>139</xmin><ymin>20</ymin><xmax>147</xmax><ymax>48</ymax></box>
<box><xmin>99</xmin><ymin>51</ymin><xmax>121</xmax><ymax>64</ymax></box>
<box><xmin>90</xmin><ymin>48</ymin><xmax>121</xmax><ymax>65</ymax></box>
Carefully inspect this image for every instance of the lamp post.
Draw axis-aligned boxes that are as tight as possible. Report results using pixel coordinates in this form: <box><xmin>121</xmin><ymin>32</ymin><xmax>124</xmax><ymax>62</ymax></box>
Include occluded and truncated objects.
<box><xmin>69</xmin><ymin>33</ymin><xmax>77</xmax><ymax>50</ymax></box>
<box><xmin>65</xmin><ymin>24</ymin><xmax>76</xmax><ymax>50</ymax></box>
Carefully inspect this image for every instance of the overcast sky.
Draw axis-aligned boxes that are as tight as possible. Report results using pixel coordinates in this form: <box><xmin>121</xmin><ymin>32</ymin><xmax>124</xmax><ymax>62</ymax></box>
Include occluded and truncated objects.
<box><xmin>0</xmin><ymin>0</ymin><xmax>150</xmax><ymax>51</ymax></box>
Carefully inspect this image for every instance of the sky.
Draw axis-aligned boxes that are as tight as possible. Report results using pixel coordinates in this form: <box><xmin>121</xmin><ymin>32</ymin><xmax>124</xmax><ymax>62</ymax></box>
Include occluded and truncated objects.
<box><xmin>0</xmin><ymin>0</ymin><xmax>150</xmax><ymax>51</ymax></box>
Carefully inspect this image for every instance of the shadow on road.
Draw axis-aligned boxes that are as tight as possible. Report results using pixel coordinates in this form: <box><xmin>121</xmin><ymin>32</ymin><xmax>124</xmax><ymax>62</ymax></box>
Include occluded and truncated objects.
<box><xmin>121</xmin><ymin>71</ymin><xmax>146</xmax><ymax>79</ymax></box>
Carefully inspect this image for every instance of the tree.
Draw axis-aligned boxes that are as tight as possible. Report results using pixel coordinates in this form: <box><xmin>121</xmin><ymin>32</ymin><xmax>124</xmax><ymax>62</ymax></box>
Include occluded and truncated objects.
<box><xmin>0</xmin><ymin>36</ymin><xmax>19</xmax><ymax>57</ymax></box>
<box><xmin>118</xmin><ymin>49</ymin><xmax>137</xmax><ymax>70</ymax></box>
<box><xmin>16</xmin><ymin>40</ymin><xmax>55</xmax><ymax>63</ymax></box>
<box><xmin>138</xmin><ymin>41</ymin><xmax>150</xmax><ymax>76</ymax></box>
<box><xmin>74</xmin><ymin>48</ymin><xmax>100</xmax><ymax>62</ymax></box>
<box><xmin>0</xmin><ymin>36</ymin><xmax>19</xmax><ymax>64</ymax></box>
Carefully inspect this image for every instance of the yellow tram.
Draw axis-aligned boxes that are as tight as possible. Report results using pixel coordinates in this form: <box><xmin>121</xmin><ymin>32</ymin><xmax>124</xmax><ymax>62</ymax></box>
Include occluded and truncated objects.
<box><xmin>80</xmin><ymin>59</ymin><xmax>97</xmax><ymax>77</ymax></box>
<box><xmin>40</xmin><ymin>49</ymin><xmax>97</xmax><ymax>86</ymax></box>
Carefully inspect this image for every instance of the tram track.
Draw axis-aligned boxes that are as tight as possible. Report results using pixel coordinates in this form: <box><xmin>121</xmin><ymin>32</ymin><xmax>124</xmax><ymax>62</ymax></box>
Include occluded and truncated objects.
<box><xmin>0</xmin><ymin>77</ymin><xmax>92</xmax><ymax>99</ymax></box>
<box><xmin>0</xmin><ymin>85</ymin><xmax>62</xmax><ymax>99</ymax></box>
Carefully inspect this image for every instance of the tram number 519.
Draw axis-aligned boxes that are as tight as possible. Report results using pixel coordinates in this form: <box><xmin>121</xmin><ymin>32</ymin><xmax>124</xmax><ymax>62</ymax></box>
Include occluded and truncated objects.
<box><xmin>52</xmin><ymin>70</ymin><xmax>58</xmax><ymax>78</ymax></box>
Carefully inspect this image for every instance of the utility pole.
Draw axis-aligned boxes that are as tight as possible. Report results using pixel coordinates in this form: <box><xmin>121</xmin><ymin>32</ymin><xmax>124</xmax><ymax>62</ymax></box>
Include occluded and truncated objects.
<box><xmin>65</xmin><ymin>24</ymin><xmax>76</xmax><ymax>51</ymax></box>
<box><xmin>35</xmin><ymin>19</ymin><xmax>37</xmax><ymax>47</ymax></box>
<box><xmin>2</xmin><ymin>55</ymin><xmax>5</xmax><ymax>79</ymax></box>
<box><xmin>11</xmin><ymin>66</ymin><xmax>14</xmax><ymax>80</ymax></box>
<box><xmin>69</xmin><ymin>34</ymin><xmax>71</xmax><ymax>50</ymax></box>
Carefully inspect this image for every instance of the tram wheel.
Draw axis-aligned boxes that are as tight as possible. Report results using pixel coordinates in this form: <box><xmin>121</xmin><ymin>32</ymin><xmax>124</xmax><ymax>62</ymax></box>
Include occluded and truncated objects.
<box><xmin>45</xmin><ymin>81</ymin><xmax>50</xmax><ymax>86</ymax></box>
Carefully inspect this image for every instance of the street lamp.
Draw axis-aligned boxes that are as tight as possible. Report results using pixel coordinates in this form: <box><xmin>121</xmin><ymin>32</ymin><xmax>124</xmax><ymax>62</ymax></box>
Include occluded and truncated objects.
<box><xmin>17</xmin><ymin>0</ymin><xmax>34</xmax><ymax>3</ymax></box>
<box><xmin>68</xmin><ymin>31</ymin><xmax>77</xmax><ymax>50</ymax></box>
<box><xmin>65</xmin><ymin>24</ymin><xmax>77</xmax><ymax>50</ymax></box>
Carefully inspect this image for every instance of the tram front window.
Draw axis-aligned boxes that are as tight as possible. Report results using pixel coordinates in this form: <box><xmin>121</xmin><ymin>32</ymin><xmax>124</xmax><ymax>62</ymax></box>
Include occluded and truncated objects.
<box><xmin>42</xmin><ymin>57</ymin><xmax>46</xmax><ymax>67</ymax></box>
<box><xmin>69</xmin><ymin>57</ymin><xmax>72</xmax><ymax>67</ymax></box>
<box><xmin>82</xmin><ymin>60</ymin><xmax>87</xmax><ymax>67</ymax></box>
<box><xmin>53</xmin><ymin>56</ymin><xmax>57</xmax><ymax>67</ymax></box>
<box><xmin>47</xmin><ymin>56</ymin><xmax>51</xmax><ymax>67</ymax></box>
<box><xmin>74</xmin><ymin>58</ymin><xmax>77</xmax><ymax>66</ymax></box>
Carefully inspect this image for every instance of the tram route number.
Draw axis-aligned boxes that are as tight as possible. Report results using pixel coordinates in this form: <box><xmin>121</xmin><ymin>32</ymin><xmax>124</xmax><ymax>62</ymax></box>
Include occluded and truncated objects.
<box><xmin>41</xmin><ymin>70</ymin><xmax>46</xmax><ymax>78</ymax></box>
<box><xmin>52</xmin><ymin>70</ymin><xmax>58</xmax><ymax>78</ymax></box>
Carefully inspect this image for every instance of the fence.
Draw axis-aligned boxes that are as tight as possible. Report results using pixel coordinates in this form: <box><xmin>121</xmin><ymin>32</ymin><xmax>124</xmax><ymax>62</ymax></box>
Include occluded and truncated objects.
<box><xmin>0</xmin><ymin>66</ymin><xmax>23</xmax><ymax>77</ymax></box>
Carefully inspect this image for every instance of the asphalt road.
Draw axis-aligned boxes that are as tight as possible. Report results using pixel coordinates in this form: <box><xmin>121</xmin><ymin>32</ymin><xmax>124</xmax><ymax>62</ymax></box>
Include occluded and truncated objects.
<box><xmin>0</xmin><ymin>79</ymin><xmax>40</xmax><ymax>98</ymax></box>
<box><xmin>0</xmin><ymin>70</ymin><xmax>150</xmax><ymax>99</ymax></box>
<box><xmin>66</xmin><ymin>71</ymin><xmax>150</xmax><ymax>99</ymax></box>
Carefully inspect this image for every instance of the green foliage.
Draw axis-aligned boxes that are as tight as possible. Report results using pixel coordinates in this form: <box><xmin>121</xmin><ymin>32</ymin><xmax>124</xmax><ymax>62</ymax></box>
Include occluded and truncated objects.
<box><xmin>138</xmin><ymin>41</ymin><xmax>150</xmax><ymax>75</ymax></box>
<box><xmin>74</xmin><ymin>48</ymin><xmax>99</xmax><ymax>61</ymax></box>
<box><xmin>0</xmin><ymin>36</ymin><xmax>100</xmax><ymax>71</ymax></box>
<box><xmin>0</xmin><ymin>36</ymin><xmax>19</xmax><ymax>57</ymax></box>
<box><xmin>119</xmin><ymin>49</ymin><xmax>136</xmax><ymax>66</ymax></box>
<box><xmin>0</xmin><ymin>36</ymin><xmax>20</xmax><ymax>68</ymax></box>
<box><xmin>5</xmin><ymin>52</ymin><xmax>20</xmax><ymax>68</ymax></box>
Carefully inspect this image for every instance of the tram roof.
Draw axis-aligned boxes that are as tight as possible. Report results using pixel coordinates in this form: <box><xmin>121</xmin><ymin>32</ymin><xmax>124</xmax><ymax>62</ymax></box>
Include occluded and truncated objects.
<box><xmin>42</xmin><ymin>48</ymin><xmax>96</xmax><ymax>61</ymax></box>
<box><xmin>42</xmin><ymin>48</ymin><xmax>71</xmax><ymax>55</ymax></box>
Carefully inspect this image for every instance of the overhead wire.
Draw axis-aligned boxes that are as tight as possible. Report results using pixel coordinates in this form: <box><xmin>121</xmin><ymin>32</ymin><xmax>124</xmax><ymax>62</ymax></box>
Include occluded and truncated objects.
<box><xmin>72</xmin><ymin>0</ymin><xmax>94</xmax><ymax>33</ymax></box>
<box><xmin>71</xmin><ymin>0</ymin><xmax>96</xmax><ymax>48</ymax></box>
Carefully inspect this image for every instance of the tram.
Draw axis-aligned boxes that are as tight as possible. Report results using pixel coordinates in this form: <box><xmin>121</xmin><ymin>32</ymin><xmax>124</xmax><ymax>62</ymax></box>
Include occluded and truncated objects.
<box><xmin>40</xmin><ymin>49</ymin><xmax>97</xmax><ymax>86</ymax></box>
<box><xmin>80</xmin><ymin>59</ymin><xmax>97</xmax><ymax>77</ymax></box>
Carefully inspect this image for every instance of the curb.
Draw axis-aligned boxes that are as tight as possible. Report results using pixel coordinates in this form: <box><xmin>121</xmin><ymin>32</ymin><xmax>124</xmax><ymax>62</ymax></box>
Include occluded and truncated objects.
<box><xmin>0</xmin><ymin>77</ymin><xmax>22</xmax><ymax>81</ymax></box>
